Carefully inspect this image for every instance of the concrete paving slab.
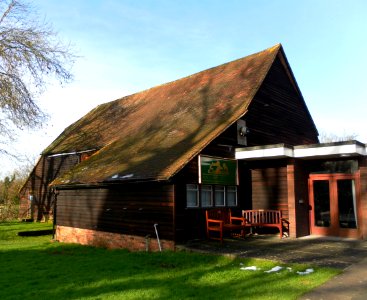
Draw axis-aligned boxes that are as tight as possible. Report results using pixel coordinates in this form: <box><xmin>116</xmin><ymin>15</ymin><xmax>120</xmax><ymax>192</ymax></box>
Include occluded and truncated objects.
<box><xmin>299</xmin><ymin>257</ymin><xmax>367</xmax><ymax>300</ymax></box>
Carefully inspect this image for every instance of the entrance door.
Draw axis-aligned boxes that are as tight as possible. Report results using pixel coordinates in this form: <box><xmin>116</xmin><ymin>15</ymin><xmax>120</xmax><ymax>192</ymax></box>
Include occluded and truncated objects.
<box><xmin>309</xmin><ymin>173</ymin><xmax>360</xmax><ymax>238</ymax></box>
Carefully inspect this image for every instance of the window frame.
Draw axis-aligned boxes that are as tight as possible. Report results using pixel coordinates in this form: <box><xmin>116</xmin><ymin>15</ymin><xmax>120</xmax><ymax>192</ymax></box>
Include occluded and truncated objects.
<box><xmin>186</xmin><ymin>184</ymin><xmax>238</xmax><ymax>208</ymax></box>
<box><xmin>214</xmin><ymin>185</ymin><xmax>226</xmax><ymax>207</ymax></box>
<box><xmin>201</xmin><ymin>185</ymin><xmax>213</xmax><ymax>207</ymax></box>
<box><xmin>226</xmin><ymin>186</ymin><xmax>238</xmax><ymax>207</ymax></box>
<box><xmin>186</xmin><ymin>184</ymin><xmax>199</xmax><ymax>208</ymax></box>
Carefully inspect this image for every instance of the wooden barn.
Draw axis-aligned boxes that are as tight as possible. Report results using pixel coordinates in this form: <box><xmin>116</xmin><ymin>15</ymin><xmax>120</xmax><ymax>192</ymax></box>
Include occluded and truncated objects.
<box><xmin>19</xmin><ymin>44</ymin><xmax>367</xmax><ymax>250</ymax></box>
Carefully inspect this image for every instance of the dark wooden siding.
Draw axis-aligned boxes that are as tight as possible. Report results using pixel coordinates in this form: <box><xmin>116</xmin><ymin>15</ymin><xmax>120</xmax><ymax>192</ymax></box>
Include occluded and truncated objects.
<box><xmin>56</xmin><ymin>183</ymin><xmax>175</xmax><ymax>240</ymax></box>
<box><xmin>173</xmin><ymin>155</ymin><xmax>249</xmax><ymax>242</ymax></box>
<box><xmin>19</xmin><ymin>154</ymin><xmax>80</xmax><ymax>220</ymax></box>
<box><xmin>245</xmin><ymin>56</ymin><xmax>319</xmax><ymax>146</ymax></box>
<box><xmin>174</xmin><ymin>157</ymin><xmax>205</xmax><ymax>242</ymax></box>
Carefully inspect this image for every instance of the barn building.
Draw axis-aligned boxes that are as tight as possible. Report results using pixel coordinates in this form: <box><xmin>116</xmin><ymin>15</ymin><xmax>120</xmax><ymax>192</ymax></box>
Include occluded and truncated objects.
<box><xmin>19</xmin><ymin>44</ymin><xmax>367</xmax><ymax>250</ymax></box>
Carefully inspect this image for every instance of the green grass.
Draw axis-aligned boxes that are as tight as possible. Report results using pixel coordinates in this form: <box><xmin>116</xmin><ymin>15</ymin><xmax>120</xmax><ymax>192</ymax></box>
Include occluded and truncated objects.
<box><xmin>0</xmin><ymin>222</ymin><xmax>339</xmax><ymax>300</ymax></box>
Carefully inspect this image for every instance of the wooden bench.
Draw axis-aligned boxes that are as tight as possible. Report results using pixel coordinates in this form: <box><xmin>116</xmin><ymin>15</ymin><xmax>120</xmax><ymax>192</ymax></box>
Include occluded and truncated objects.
<box><xmin>242</xmin><ymin>209</ymin><xmax>289</xmax><ymax>238</ymax></box>
<box><xmin>206</xmin><ymin>209</ymin><xmax>246</xmax><ymax>243</ymax></box>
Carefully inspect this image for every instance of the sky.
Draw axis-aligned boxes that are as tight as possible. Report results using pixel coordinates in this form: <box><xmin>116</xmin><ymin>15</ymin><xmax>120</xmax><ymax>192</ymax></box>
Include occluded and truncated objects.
<box><xmin>2</xmin><ymin>0</ymin><xmax>367</xmax><ymax>176</ymax></box>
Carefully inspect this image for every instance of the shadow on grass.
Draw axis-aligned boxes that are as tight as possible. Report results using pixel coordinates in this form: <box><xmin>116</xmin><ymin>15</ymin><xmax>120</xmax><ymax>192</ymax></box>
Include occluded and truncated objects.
<box><xmin>17</xmin><ymin>230</ymin><xmax>53</xmax><ymax>236</ymax></box>
<box><xmin>0</xmin><ymin>222</ymin><xmax>53</xmax><ymax>241</ymax></box>
<box><xmin>0</xmin><ymin>240</ymin><xmax>338</xmax><ymax>300</ymax></box>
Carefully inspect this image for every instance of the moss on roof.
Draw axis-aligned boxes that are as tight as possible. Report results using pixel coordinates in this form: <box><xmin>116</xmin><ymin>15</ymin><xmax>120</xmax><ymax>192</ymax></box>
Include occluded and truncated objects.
<box><xmin>49</xmin><ymin>44</ymin><xmax>281</xmax><ymax>186</ymax></box>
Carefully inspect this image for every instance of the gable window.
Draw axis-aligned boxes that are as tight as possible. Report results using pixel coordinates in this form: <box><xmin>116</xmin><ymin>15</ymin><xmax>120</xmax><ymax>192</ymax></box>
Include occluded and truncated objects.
<box><xmin>186</xmin><ymin>184</ymin><xmax>199</xmax><ymax>207</ymax></box>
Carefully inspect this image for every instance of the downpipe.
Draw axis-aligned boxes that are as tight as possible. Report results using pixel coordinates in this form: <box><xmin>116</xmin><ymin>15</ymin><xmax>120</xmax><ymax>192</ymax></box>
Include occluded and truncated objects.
<box><xmin>145</xmin><ymin>235</ymin><xmax>151</xmax><ymax>252</ymax></box>
<box><xmin>154</xmin><ymin>223</ymin><xmax>162</xmax><ymax>252</ymax></box>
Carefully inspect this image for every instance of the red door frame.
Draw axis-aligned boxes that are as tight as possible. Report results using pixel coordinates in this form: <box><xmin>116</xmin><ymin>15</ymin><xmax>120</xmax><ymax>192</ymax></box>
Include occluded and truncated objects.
<box><xmin>308</xmin><ymin>173</ymin><xmax>361</xmax><ymax>238</ymax></box>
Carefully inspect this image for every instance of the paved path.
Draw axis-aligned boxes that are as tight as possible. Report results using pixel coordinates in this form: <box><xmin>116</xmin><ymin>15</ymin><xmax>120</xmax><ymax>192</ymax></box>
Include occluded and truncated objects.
<box><xmin>179</xmin><ymin>235</ymin><xmax>367</xmax><ymax>299</ymax></box>
<box><xmin>299</xmin><ymin>257</ymin><xmax>367</xmax><ymax>300</ymax></box>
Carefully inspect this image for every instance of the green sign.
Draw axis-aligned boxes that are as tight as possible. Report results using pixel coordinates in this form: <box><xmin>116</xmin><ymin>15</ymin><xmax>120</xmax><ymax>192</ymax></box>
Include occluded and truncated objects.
<box><xmin>200</xmin><ymin>156</ymin><xmax>238</xmax><ymax>185</ymax></box>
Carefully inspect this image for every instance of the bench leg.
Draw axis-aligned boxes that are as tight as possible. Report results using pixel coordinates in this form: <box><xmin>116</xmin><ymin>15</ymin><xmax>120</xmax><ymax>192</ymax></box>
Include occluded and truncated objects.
<box><xmin>279</xmin><ymin>226</ymin><xmax>283</xmax><ymax>239</ymax></box>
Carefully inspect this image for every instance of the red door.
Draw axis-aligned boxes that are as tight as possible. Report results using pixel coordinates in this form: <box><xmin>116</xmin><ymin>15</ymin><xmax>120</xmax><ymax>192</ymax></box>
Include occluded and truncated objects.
<box><xmin>309</xmin><ymin>173</ymin><xmax>360</xmax><ymax>238</ymax></box>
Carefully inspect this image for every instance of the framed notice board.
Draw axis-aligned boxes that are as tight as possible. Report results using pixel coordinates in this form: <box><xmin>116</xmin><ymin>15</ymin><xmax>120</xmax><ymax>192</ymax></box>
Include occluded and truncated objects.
<box><xmin>199</xmin><ymin>155</ymin><xmax>238</xmax><ymax>185</ymax></box>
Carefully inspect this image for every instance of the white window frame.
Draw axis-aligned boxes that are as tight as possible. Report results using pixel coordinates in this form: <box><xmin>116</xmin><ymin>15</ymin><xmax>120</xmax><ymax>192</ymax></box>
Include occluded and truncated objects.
<box><xmin>186</xmin><ymin>184</ymin><xmax>199</xmax><ymax>208</ymax></box>
<box><xmin>201</xmin><ymin>185</ymin><xmax>213</xmax><ymax>207</ymax></box>
<box><xmin>214</xmin><ymin>185</ymin><xmax>226</xmax><ymax>207</ymax></box>
<box><xmin>186</xmin><ymin>184</ymin><xmax>237</xmax><ymax>208</ymax></box>
<box><xmin>226</xmin><ymin>186</ymin><xmax>238</xmax><ymax>207</ymax></box>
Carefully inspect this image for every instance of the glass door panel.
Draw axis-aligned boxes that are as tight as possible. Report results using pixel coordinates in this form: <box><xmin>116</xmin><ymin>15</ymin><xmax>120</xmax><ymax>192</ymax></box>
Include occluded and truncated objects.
<box><xmin>309</xmin><ymin>174</ymin><xmax>360</xmax><ymax>238</ymax></box>
<box><xmin>313</xmin><ymin>180</ymin><xmax>331</xmax><ymax>227</ymax></box>
<box><xmin>337</xmin><ymin>179</ymin><xmax>357</xmax><ymax>229</ymax></box>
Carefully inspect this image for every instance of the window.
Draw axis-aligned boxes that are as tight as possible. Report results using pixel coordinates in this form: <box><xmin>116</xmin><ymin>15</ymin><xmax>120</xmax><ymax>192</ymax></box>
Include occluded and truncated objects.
<box><xmin>214</xmin><ymin>185</ymin><xmax>225</xmax><ymax>206</ymax></box>
<box><xmin>186</xmin><ymin>185</ymin><xmax>237</xmax><ymax>208</ymax></box>
<box><xmin>226</xmin><ymin>186</ymin><xmax>237</xmax><ymax>207</ymax></box>
<box><xmin>201</xmin><ymin>185</ymin><xmax>213</xmax><ymax>207</ymax></box>
<box><xmin>186</xmin><ymin>184</ymin><xmax>199</xmax><ymax>207</ymax></box>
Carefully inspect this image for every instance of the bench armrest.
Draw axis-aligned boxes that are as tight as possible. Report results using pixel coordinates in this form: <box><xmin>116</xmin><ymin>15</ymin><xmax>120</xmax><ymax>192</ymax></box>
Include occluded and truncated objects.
<box><xmin>230</xmin><ymin>216</ymin><xmax>246</xmax><ymax>224</ymax></box>
<box><xmin>281</xmin><ymin>218</ymin><xmax>289</xmax><ymax>224</ymax></box>
<box><xmin>207</xmin><ymin>219</ymin><xmax>224</xmax><ymax>225</ymax></box>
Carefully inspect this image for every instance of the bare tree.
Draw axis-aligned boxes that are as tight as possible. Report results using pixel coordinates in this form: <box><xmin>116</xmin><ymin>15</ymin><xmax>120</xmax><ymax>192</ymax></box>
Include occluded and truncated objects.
<box><xmin>319</xmin><ymin>131</ymin><xmax>359</xmax><ymax>143</ymax></box>
<box><xmin>0</xmin><ymin>0</ymin><xmax>75</xmax><ymax>152</ymax></box>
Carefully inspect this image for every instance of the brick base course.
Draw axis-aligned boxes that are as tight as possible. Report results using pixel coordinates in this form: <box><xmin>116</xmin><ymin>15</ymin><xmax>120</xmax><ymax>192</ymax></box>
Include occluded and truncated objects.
<box><xmin>56</xmin><ymin>225</ymin><xmax>175</xmax><ymax>251</ymax></box>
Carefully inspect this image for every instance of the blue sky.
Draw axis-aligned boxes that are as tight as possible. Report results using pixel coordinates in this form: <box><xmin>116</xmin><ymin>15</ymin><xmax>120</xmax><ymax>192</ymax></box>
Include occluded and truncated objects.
<box><xmin>3</xmin><ymin>0</ymin><xmax>367</xmax><ymax>175</ymax></box>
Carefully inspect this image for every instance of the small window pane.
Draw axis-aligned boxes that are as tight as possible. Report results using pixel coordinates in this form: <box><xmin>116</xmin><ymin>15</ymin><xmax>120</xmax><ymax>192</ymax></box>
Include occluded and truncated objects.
<box><xmin>226</xmin><ymin>186</ymin><xmax>237</xmax><ymax>207</ymax></box>
<box><xmin>186</xmin><ymin>184</ymin><xmax>198</xmax><ymax>207</ymax></box>
<box><xmin>201</xmin><ymin>185</ymin><xmax>213</xmax><ymax>207</ymax></box>
<box><xmin>215</xmin><ymin>186</ymin><xmax>225</xmax><ymax>207</ymax></box>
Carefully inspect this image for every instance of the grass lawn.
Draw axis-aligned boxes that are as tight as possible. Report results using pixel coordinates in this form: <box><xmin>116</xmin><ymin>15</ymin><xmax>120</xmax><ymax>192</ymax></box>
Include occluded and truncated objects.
<box><xmin>0</xmin><ymin>222</ymin><xmax>339</xmax><ymax>300</ymax></box>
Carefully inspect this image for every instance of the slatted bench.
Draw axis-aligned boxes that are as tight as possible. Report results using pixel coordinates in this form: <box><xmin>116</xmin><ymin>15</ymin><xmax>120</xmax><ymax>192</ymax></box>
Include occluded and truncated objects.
<box><xmin>242</xmin><ymin>209</ymin><xmax>289</xmax><ymax>238</ymax></box>
<box><xmin>206</xmin><ymin>209</ymin><xmax>246</xmax><ymax>243</ymax></box>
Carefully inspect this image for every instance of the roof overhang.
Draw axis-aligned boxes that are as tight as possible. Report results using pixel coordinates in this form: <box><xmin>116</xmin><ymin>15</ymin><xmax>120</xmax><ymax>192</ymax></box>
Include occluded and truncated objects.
<box><xmin>235</xmin><ymin>141</ymin><xmax>367</xmax><ymax>161</ymax></box>
<box><xmin>235</xmin><ymin>144</ymin><xmax>294</xmax><ymax>160</ymax></box>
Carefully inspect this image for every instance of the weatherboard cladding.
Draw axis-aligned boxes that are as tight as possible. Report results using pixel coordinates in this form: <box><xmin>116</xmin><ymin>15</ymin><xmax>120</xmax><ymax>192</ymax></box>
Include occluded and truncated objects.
<box><xmin>47</xmin><ymin>44</ymin><xmax>290</xmax><ymax>186</ymax></box>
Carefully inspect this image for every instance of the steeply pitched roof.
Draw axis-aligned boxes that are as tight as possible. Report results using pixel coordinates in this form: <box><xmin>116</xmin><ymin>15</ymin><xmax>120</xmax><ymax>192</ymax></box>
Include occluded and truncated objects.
<box><xmin>48</xmin><ymin>44</ymin><xmax>283</xmax><ymax>186</ymax></box>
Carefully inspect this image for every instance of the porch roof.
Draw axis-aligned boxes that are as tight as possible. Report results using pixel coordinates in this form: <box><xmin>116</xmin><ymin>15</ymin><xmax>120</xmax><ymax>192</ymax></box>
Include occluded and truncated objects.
<box><xmin>235</xmin><ymin>140</ymin><xmax>367</xmax><ymax>160</ymax></box>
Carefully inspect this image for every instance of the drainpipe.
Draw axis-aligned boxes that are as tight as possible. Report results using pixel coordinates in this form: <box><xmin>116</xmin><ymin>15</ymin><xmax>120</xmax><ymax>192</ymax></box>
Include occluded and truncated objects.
<box><xmin>52</xmin><ymin>189</ymin><xmax>59</xmax><ymax>240</ymax></box>
<box><xmin>154</xmin><ymin>223</ymin><xmax>162</xmax><ymax>252</ymax></box>
<box><xmin>145</xmin><ymin>235</ymin><xmax>151</xmax><ymax>252</ymax></box>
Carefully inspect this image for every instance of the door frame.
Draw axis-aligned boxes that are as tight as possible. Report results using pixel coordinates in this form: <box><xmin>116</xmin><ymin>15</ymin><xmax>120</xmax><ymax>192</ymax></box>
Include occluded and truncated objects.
<box><xmin>308</xmin><ymin>172</ymin><xmax>361</xmax><ymax>238</ymax></box>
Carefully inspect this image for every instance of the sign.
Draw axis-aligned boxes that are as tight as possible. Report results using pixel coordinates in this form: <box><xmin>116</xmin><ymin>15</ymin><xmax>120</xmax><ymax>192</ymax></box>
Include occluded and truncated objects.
<box><xmin>199</xmin><ymin>156</ymin><xmax>238</xmax><ymax>185</ymax></box>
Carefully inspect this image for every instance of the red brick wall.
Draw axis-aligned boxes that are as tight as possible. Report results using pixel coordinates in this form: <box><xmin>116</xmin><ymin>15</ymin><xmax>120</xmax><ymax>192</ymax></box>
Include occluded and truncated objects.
<box><xmin>56</xmin><ymin>225</ymin><xmax>175</xmax><ymax>251</ymax></box>
<box><xmin>286</xmin><ymin>163</ymin><xmax>296</xmax><ymax>238</ymax></box>
<box><xmin>359</xmin><ymin>162</ymin><xmax>367</xmax><ymax>239</ymax></box>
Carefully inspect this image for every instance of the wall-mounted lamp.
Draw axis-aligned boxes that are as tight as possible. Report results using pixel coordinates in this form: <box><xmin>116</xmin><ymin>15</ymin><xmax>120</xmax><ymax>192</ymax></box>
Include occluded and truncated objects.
<box><xmin>239</xmin><ymin>126</ymin><xmax>250</xmax><ymax>137</ymax></box>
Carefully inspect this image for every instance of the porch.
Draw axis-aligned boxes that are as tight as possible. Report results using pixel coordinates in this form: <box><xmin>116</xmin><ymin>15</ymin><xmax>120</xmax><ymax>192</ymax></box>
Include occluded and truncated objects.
<box><xmin>235</xmin><ymin>140</ymin><xmax>367</xmax><ymax>240</ymax></box>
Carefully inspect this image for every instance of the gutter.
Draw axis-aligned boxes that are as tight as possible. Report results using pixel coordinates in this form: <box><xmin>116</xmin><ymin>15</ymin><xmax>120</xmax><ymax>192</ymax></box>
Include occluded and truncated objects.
<box><xmin>46</xmin><ymin>148</ymin><xmax>98</xmax><ymax>158</ymax></box>
<box><xmin>52</xmin><ymin>189</ymin><xmax>59</xmax><ymax>240</ymax></box>
<box><xmin>51</xmin><ymin>177</ymin><xmax>171</xmax><ymax>190</ymax></box>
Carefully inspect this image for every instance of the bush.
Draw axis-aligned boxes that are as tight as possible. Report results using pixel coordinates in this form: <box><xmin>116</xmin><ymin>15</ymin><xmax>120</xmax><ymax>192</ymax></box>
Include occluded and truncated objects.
<box><xmin>0</xmin><ymin>172</ymin><xmax>24</xmax><ymax>221</ymax></box>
